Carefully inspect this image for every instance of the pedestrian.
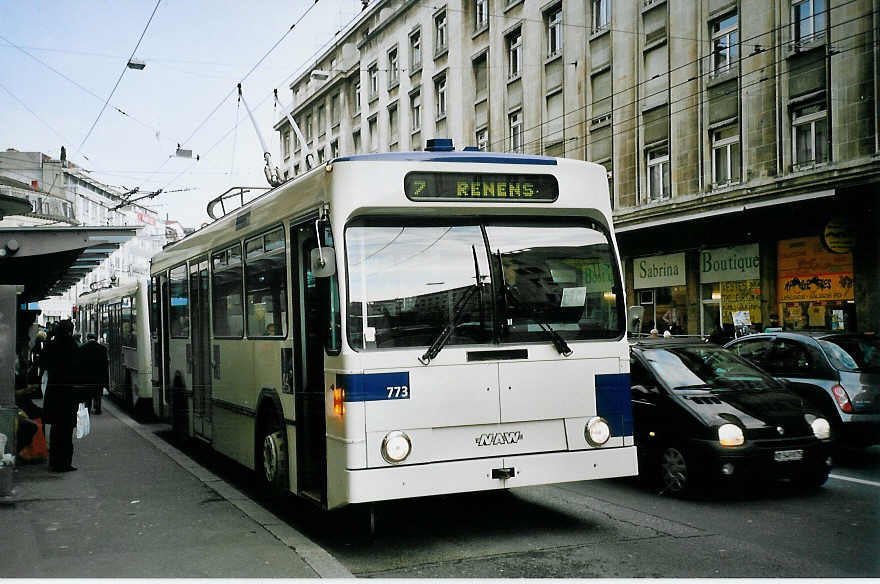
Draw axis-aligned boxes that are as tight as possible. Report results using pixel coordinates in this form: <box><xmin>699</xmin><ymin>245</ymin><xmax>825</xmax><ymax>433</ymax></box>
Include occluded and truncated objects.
<box><xmin>78</xmin><ymin>333</ymin><xmax>108</xmax><ymax>414</ymax></box>
<box><xmin>41</xmin><ymin>319</ymin><xmax>80</xmax><ymax>472</ymax></box>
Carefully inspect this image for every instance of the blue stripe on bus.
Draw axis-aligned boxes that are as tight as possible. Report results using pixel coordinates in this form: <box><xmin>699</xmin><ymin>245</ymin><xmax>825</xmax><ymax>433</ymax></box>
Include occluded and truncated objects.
<box><xmin>595</xmin><ymin>373</ymin><xmax>633</xmax><ymax>437</ymax></box>
<box><xmin>333</xmin><ymin>152</ymin><xmax>557</xmax><ymax>165</ymax></box>
<box><xmin>337</xmin><ymin>372</ymin><xmax>411</xmax><ymax>402</ymax></box>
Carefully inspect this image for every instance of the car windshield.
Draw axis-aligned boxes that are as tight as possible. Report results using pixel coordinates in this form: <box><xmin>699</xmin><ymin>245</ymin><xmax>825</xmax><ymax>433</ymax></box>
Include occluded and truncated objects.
<box><xmin>345</xmin><ymin>218</ymin><xmax>623</xmax><ymax>351</ymax></box>
<box><xmin>643</xmin><ymin>346</ymin><xmax>779</xmax><ymax>391</ymax></box>
<box><xmin>819</xmin><ymin>337</ymin><xmax>880</xmax><ymax>372</ymax></box>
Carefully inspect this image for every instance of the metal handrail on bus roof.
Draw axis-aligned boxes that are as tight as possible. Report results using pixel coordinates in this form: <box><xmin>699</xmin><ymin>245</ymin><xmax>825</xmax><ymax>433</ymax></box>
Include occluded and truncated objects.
<box><xmin>206</xmin><ymin>186</ymin><xmax>271</xmax><ymax>221</ymax></box>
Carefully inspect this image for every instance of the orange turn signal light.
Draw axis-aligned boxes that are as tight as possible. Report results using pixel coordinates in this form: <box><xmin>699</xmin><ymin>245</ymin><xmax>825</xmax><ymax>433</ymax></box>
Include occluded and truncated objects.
<box><xmin>332</xmin><ymin>386</ymin><xmax>345</xmax><ymax>416</ymax></box>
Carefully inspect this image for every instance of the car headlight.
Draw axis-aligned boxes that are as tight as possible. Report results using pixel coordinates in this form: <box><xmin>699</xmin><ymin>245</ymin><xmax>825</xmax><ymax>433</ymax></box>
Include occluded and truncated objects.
<box><xmin>584</xmin><ymin>417</ymin><xmax>611</xmax><ymax>447</ymax></box>
<box><xmin>718</xmin><ymin>423</ymin><xmax>744</xmax><ymax>447</ymax></box>
<box><xmin>381</xmin><ymin>430</ymin><xmax>412</xmax><ymax>464</ymax></box>
<box><xmin>810</xmin><ymin>417</ymin><xmax>831</xmax><ymax>440</ymax></box>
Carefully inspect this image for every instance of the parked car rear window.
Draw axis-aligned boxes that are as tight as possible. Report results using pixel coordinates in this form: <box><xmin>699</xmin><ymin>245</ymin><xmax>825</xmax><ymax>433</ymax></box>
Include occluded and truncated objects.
<box><xmin>819</xmin><ymin>337</ymin><xmax>880</xmax><ymax>372</ymax></box>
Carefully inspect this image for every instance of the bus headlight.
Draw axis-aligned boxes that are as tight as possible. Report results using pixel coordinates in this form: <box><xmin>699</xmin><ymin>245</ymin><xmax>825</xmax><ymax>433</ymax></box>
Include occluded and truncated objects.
<box><xmin>584</xmin><ymin>417</ymin><xmax>611</xmax><ymax>447</ymax></box>
<box><xmin>810</xmin><ymin>417</ymin><xmax>831</xmax><ymax>440</ymax></box>
<box><xmin>718</xmin><ymin>423</ymin><xmax>744</xmax><ymax>447</ymax></box>
<box><xmin>381</xmin><ymin>431</ymin><xmax>412</xmax><ymax>464</ymax></box>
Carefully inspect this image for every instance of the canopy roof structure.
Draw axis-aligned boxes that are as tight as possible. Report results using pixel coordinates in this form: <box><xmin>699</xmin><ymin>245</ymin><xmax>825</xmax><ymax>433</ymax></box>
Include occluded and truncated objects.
<box><xmin>0</xmin><ymin>226</ymin><xmax>138</xmax><ymax>301</ymax></box>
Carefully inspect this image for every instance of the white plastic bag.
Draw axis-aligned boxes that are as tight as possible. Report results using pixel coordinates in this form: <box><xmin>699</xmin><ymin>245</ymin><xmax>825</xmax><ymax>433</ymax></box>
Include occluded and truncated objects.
<box><xmin>41</xmin><ymin>370</ymin><xmax>48</xmax><ymax>394</ymax></box>
<box><xmin>76</xmin><ymin>403</ymin><xmax>91</xmax><ymax>439</ymax></box>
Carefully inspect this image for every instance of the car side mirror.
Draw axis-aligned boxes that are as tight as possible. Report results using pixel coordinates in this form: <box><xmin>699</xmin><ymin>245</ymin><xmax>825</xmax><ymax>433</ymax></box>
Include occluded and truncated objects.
<box><xmin>632</xmin><ymin>384</ymin><xmax>659</xmax><ymax>396</ymax></box>
<box><xmin>310</xmin><ymin>247</ymin><xmax>336</xmax><ymax>278</ymax></box>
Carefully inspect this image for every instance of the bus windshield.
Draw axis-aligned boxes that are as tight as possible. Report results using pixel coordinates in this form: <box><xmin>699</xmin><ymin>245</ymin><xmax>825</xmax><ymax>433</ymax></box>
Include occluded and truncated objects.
<box><xmin>346</xmin><ymin>218</ymin><xmax>623</xmax><ymax>352</ymax></box>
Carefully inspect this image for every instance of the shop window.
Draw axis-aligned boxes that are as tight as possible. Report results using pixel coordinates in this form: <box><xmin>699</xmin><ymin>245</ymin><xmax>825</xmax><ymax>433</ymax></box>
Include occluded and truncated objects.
<box><xmin>169</xmin><ymin>264</ymin><xmax>189</xmax><ymax>338</ymax></box>
<box><xmin>212</xmin><ymin>244</ymin><xmax>244</xmax><ymax>338</ymax></box>
<box><xmin>245</xmin><ymin>227</ymin><xmax>287</xmax><ymax>337</ymax></box>
<box><xmin>637</xmin><ymin>286</ymin><xmax>687</xmax><ymax>335</ymax></box>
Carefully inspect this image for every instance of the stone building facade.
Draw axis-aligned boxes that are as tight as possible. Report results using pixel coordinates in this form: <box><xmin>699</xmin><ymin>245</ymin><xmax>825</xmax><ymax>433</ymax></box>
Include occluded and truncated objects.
<box><xmin>276</xmin><ymin>0</ymin><xmax>880</xmax><ymax>335</ymax></box>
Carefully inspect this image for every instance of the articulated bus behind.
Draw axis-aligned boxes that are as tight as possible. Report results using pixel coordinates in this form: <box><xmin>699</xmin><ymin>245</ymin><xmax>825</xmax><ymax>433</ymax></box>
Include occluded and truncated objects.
<box><xmin>150</xmin><ymin>147</ymin><xmax>637</xmax><ymax>510</ymax></box>
<box><xmin>76</xmin><ymin>279</ymin><xmax>154</xmax><ymax>417</ymax></box>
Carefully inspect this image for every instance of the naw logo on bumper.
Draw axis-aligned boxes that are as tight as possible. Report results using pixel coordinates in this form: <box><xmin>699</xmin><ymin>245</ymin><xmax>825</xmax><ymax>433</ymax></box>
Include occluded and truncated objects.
<box><xmin>475</xmin><ymin>431</ymin><xmax>523</xmax><ymax>446</ymax></box>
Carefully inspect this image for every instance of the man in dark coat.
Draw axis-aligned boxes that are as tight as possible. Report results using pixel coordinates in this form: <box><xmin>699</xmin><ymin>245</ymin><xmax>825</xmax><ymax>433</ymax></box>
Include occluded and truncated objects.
<box><xmin>78</xmin><ymin>333</ymin><xmax>109</xmax><ymax>414</ymax></box>
<box><xmin>41</xmin><ymin>320</ymin><xmax>80</xmax><ymax>472</ymax></box>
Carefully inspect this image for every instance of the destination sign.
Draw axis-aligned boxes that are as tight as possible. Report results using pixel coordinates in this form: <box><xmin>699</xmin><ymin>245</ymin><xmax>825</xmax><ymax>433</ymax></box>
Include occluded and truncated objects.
<box><xmin>404</xmin><ymin>172</ymin><xmax>558</xmax><ymax>202</ymax></box>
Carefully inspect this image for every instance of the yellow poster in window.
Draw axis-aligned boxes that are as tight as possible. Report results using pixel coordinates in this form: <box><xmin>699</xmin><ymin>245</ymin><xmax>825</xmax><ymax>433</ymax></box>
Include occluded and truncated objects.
<box><xmin>808</xmin><ymin>304</ymin><xmax>826</xmax><ymax>327</ymax></box>
<box><xmin>720</xmin><ymin>279</ymin><xmax>762</xmax><ymax>324</ymax></box>
<box><xmin>777</xmin><ymin>237</ymin><xmax>855</xmax><ymax>302</ymax></box>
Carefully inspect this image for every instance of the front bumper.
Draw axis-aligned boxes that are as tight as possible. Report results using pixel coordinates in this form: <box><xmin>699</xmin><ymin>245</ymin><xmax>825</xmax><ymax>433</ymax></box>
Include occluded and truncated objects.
<box><xmin>328</xmin><ymin>445</ymin><xmax>638</xmax><ymax>509</ymax></box>
<box><xmin>687</xmin><ymin>437</ymin><xmax>833</xmax><ymax>484</ymax></box>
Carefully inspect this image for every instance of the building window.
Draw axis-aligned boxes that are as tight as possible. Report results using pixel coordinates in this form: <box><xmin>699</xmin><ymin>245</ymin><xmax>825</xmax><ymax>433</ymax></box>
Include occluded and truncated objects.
<box><xmin>368</xmin><ymin>63</ymin><xmax>379</xmax><ymax>99</ymax></box>
<box><xmin>330</xmin><ymin>93</ymin><xmax>340</xmax><ymax>125</ymax></box>
<box><xmin>388</xmin><ymin>103</ymin><xmax>399</xmax><ymax>143</ymax></box>
<box><xmin>305</xmin><ymin>114</ymin><xmax>313</xmax><ymax>141</ymax></box>
<box><xmin>792</xmin><ymin>101</ymin><xmax>828</xmax><ymax>168</ymax></box>
<box><xmin>507</xmin><ymin>27</ymin><xmax>523</xmax><ymax>79</ymax></box>
<box><xmin>435</xmin><ymin>73</ymin><xmax>447</xmax><ymax>119</ymax></box>
<box><xmin>509</xmin><ymin>110</ymin><xmax>523</xmax><ymax>153</ymax></box>
<box><xmin>793</xmin><ymin>0</ymin><xmax>826</xmax><ymax>45</ymax></box>
<box><xmin>282</xmin><ymin>130</ymin><xmax>291</xmax><ymax>159</ymax></box>
<box><xmin>353</xmin><ymin>130</ymin><xmax>361</xmax><ymax>153</ymax></box>
<box><xmin>473</xmin><ymin>51</ymin><xmax>488</xmax><ymax>100</ymax></box>
<box><xmin>410</xmin><ymin>90</ymin><xmax>422</xmax><ymax>132</ymax></box>
<box><xmin>410</xmin><ymin>28</ymin><xmax>422</xmax><ymax>71</ymax></box>
<box><xmin>592</xmin><ymin>0</ymin><xmax>609</xmax><ymax>33</ymax></box>
<box><xmin>434</xmin><ymin>10</ymin><xmax>448</xmax><ymax>55</ymax></box>
<box><xmin>293</xmin><ymin>163</ymin><xmax>300</xmax><ymax>176</ymax></box>
<box><xmin>368</xmin><ymin>116</ymin><xmax>378</xmax><ymax>151</ymax></box>
<box><xmin>646</xmin><ymin>146</ymin><xmax>670</xmax><ymax>202</ymax></box>
<box><xmin>475</xmin><ymin>0</ymin><xmax>488</xmax><ymax>32</ymax></box>
<box><xmin>317</xmin><ymin>147</ymin><xmax>325</xmax><ymax>164</ymax></box>
<box><xmin>476</xmin><ymin>127</ymin><xmax>489</xmax><ymax>151</ymax></box>
<box><xmin>317</xmin><ymin>105</ymin><xmax>326</xmax><ymax>135</ymax></box>
<box><xmin>331</xmin><ymin>139</ymin><xmax>339</xmax><ymax>158</ymax></box>
<box><xmin>546</xmin><ymin>6</ymin><xmax>562</xmax><ymax>58</ymax></box>
<box><xmin>711</xmin><ymin>13</ymin><xmax>738</xmax><ymax>74</ymax></box>
<box><xmin>711</xmin><ymin>124</ymin><xmax>741</xmax><ymax>185</ymax></box>
<box><xmin>353</xmin><ymin>79</ymin><xmax>361</xmax><ymax>114</ymax></box>
<box><xmin>388</xmin><ymin>46</ymin><xmax>399</xmax><ymax>87</ymax></box>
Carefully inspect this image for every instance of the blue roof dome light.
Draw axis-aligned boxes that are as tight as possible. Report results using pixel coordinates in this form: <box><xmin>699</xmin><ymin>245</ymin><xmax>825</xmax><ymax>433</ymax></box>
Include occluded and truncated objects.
<box><xmin>425</xmin><ymin>138</ymin><xmax>454</xmax><ymax>152</ymax></box>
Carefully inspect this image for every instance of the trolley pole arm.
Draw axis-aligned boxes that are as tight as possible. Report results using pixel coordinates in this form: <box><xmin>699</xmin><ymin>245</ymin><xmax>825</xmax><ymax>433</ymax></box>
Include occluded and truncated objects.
<box><xmin>238</xmin><ymin>83</ymin><xmax>283</xmax><ymax>187</ymax></box>
<box><xmin>274</xmin><ymin>89</ymin><xmax>316</xmax><ymax>171</ymax></box>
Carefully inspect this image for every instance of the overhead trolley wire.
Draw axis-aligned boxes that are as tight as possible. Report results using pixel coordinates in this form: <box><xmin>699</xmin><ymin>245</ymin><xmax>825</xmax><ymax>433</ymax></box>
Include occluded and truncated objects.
<box><xmin>73</xmin><ymin>0</ymin><xmax>163</xmax><ymax>158</ymax></box>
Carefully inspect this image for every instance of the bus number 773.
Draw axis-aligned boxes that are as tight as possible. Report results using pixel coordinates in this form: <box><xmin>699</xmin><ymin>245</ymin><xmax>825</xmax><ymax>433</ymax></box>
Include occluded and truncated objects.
<box><xmin>387</xmin><ymin>385</ymin><xmax>409</xmax><ymax>399</ymax></box>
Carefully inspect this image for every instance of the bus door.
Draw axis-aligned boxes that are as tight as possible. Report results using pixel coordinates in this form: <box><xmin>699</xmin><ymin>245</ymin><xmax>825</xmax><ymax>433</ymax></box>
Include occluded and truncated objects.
<box><xmin>189</xmin><ymin>257</ymin><xmax>213</xmax><ymax>441</ymax></box>
<box><xmin>292</xmin><ymin>224</ymin><xmax>328</xmax><ymax>502</ymax></box>
<box><xmin>108</xmin><ymin>302</ymin><xmax>123</xmax><ymax>396</ymax></box>
<box><xmin>153</xmin><ymin>274</ymin><xmax>172</xmax><ymax>419</ymax></box>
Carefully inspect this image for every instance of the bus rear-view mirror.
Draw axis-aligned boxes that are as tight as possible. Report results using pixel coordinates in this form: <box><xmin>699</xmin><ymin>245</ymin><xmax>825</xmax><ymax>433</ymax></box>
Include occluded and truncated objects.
<box><xmin>310</xmin><ymin>247</ymin><xmax>336</xmax><ymax>278</ymax></box>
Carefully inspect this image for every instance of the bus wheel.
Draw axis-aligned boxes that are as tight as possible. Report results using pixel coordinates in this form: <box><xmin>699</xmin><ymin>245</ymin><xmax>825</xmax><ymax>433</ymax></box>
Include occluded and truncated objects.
<box><xmin>257</xmin><ymin>410</ymin><xmax>289</xmax><ymax>498</ymax></box>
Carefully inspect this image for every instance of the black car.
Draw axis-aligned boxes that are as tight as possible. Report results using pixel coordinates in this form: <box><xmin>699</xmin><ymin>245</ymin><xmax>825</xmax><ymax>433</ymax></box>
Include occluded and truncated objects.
<box><xmin>630</xmin><ymin>339</ymin><xmax>833</xmax><ymax>495</ymax></box>
<box><xmin>725</xmin><ymin>332</ymin><xmax>880</xmax><ymax>447</ymax></box>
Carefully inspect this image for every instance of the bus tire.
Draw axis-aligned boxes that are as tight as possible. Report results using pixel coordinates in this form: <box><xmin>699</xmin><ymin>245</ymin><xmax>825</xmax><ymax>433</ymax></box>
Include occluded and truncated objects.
<box><xmin>256</xmin><ymin>405</ymin><xmax>289</xmax><ymax>498</ymax></box>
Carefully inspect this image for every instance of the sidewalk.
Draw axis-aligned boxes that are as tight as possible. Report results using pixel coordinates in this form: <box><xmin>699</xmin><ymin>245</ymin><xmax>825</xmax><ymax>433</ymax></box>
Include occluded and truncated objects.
<box><xmin>0</xmin><ymin>400</ymin><xmax>352</xmax><ymax>578</ymax></box>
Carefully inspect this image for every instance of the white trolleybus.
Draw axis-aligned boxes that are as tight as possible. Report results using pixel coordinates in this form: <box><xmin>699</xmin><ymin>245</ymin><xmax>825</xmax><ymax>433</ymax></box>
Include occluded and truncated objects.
<box><xmin>149</xmin><ymin>141</ymin><xmax>637</xmax><ymax>510</ymax></box>
<box><xmin>76</xmin><ymin>279</ymin><xmax>154</xmax><ymax>417</ymax></box>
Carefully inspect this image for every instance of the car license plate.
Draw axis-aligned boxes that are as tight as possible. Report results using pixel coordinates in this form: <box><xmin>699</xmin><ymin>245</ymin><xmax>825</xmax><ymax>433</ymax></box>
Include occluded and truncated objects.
<box><xmin>774</xmin><ymin>449</ymin><xmax>804</xmax><ymax>462</ymax></box>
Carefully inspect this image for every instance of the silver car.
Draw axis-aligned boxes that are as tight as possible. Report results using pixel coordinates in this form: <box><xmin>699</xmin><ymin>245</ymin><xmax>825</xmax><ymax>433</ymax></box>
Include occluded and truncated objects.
<box><xmin>725</xmin><ymin>332</ymin><xmax>880</xmax><ymax>447</ymax></box>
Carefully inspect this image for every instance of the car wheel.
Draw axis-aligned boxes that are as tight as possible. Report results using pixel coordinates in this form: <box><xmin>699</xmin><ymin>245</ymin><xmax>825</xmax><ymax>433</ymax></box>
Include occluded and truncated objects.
<box><xmin>256</xmin><ymin>409</ymin><xmax>289</xmax><ymax>499</ymax></box>
<box><xmin>659</xmin><ymin>446</ymin><xmax>691</xmax><ymax>496</ymax></box>
<box><xmin>794</xmin><ymin>465</ymin><xmax>829</xmax><ymax>489</ymax></box>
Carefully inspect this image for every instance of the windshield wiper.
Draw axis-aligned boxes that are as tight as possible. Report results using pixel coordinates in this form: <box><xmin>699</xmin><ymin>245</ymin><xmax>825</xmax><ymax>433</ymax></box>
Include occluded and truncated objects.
<box><xmin>498</xmin><ymin>260</ymin><xmax>572</xmax><ymax>357</ymax></box>
<box><xmin>419</xmin><ymin>245</ymin><xmax>484</xmax><ymax>365</ymax></box>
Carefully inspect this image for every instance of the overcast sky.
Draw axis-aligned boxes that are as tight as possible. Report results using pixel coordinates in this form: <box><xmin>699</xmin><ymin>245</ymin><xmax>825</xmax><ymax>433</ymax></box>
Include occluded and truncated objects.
<box><xmin>0</xmin><ymin>0</ymin><xmax>366</xmax><ymax>227</ymax></box>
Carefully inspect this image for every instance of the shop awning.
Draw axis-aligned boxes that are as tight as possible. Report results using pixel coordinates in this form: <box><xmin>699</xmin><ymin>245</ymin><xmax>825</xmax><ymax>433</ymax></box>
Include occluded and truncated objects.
<box><xmin>0</xmin><ymin>226</ymin><xmax>138</xmax><ymax>301</ymax></box>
